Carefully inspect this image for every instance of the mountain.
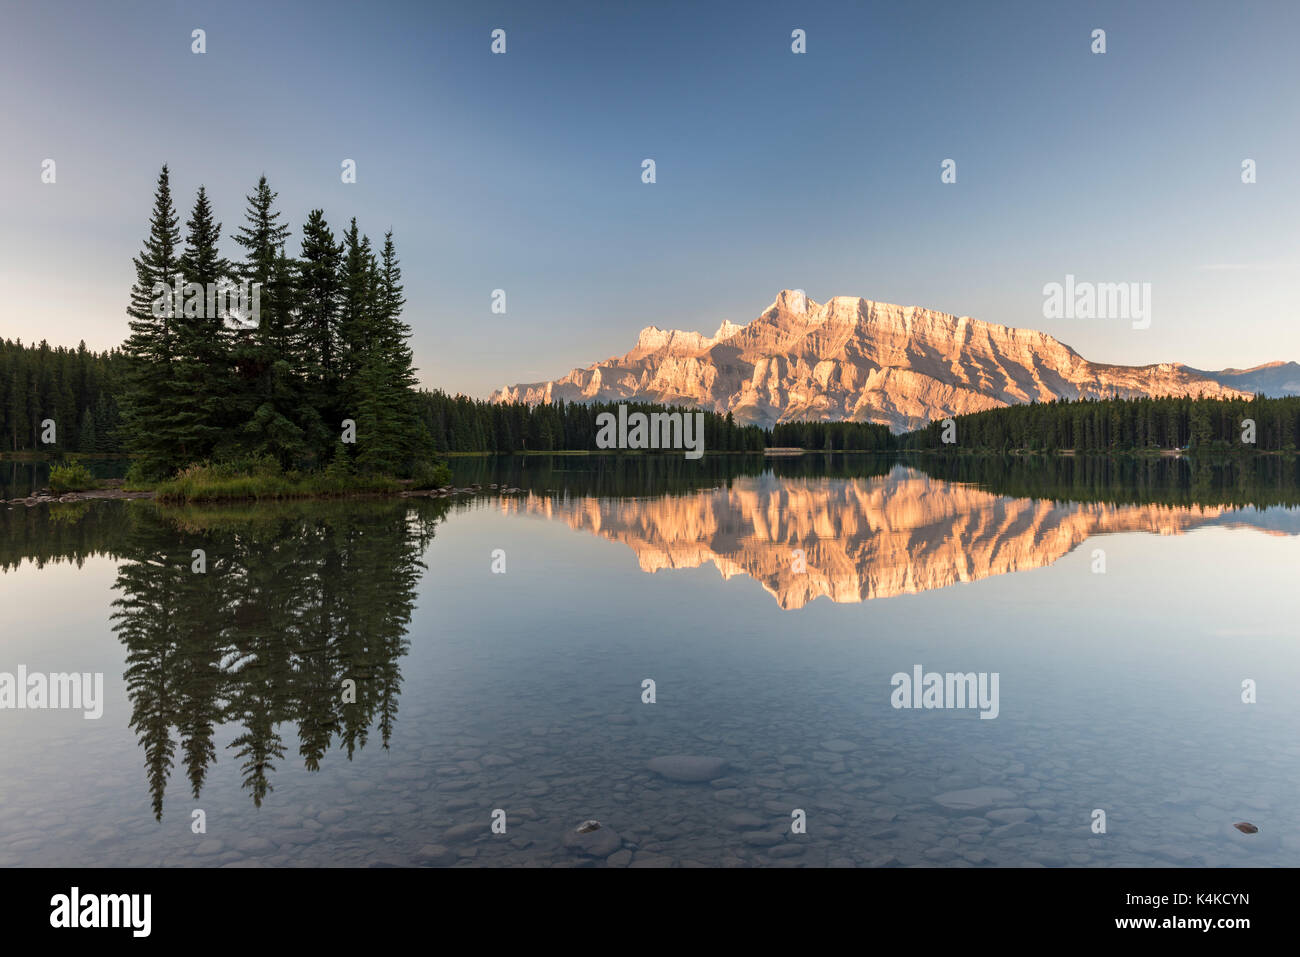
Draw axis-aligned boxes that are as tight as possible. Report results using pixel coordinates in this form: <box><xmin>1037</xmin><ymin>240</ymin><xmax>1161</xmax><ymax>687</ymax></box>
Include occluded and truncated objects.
<box><xmin>1184</xmin><ymin>361</ymin><xmax>1300</xmax><ymax>397</ymax></box>
<box><xmin>498</xmin><ymin>467</ymin><xmax>1298</xmax><ymax>610</ymax></box>
<box><xmin>491</xmin><ymin>291</ymin><xmax>1272</xmax><ymax>431</ymax></box>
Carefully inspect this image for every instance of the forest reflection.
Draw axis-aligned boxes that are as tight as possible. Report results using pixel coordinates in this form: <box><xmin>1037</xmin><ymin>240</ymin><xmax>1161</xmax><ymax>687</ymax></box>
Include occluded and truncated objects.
<box><xmin>106</xmin><ymin>500</ymin><xmax>445</xmax><ymax>819</ymax></box>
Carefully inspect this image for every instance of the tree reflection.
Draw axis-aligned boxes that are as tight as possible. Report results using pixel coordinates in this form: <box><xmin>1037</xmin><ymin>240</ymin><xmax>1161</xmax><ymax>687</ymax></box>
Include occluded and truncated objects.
<box><xmin>109</xmin><ymin>499</ymin><xmax>443</xmax><ymax>819</ymax></box>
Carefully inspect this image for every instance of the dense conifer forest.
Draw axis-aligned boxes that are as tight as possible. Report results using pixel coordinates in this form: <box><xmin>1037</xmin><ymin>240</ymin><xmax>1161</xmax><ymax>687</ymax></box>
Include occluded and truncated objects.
<box><xmin>0</xmin><ymin>338</ymin><xmax>124</xmax><ymax>453</ymax></box>
<box><xmin>899</xmin><ymin>395</ymin><xmax>1300</xmax><ymax>452</ymax></box>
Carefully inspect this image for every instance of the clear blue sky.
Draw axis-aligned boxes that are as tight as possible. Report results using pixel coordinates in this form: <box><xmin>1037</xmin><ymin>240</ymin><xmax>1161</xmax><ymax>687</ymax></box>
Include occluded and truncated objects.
<box><xmin>1</xmin><ymin>0</ymin><xmax>1296</xmax><ymax>397</ymax></box>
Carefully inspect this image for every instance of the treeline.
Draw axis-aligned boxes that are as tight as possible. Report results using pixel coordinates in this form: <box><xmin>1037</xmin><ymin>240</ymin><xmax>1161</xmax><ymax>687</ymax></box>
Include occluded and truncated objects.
<box><xmin>417</xmin><ymin>392</ymin><xmax>771</xmax><ymax>452</ymax></box>
<box><xmin>769</xmin><ymin>419</ymin><xmax>895</xmax><ymax>451</ymax></box>
<box><xmin>419</xmin><ymin>392</ymin><xmax>1300</xmax><ymax>455</ymax></box>
<box><xmin>0</xmin><ymin>339</ymin><xmax>124</xmax><ymax>453</ymax></box>
<box><xmin>120</xmin><ymin>165</ymin><xmax>428</xmax><ymax>479</ymax></box>
<box><xmin>416</xmin><ymin>391</ymin><xmax>896</xmax><ymax>453</ymax></box>
<box><xmin>900</xmin><ymin>395</ymin><xmax>1300</xmax><ymax>452</ymax></box>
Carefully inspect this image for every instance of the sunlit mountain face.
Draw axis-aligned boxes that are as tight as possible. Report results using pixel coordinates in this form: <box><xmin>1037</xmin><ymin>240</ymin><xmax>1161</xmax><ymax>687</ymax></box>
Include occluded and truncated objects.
<box><xmin>495</xmin><ymin>465</ymin><xmax>1299</xmax><ymax>609</ymax></box>
<box><xmin>491</xmin><ymin>292</ymin><xmax>1265</xmax><ymax>431</ymax></box>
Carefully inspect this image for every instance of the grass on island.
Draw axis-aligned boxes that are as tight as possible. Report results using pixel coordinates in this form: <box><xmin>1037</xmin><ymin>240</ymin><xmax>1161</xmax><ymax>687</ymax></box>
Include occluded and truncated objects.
<box><xmin>147</xmin><ymin>456</ymin><xmax>452</xmax><ymax>504</ymax></box>
<box><xmin>48</xmin><ymin>462</ymin><xmax>99</xmax><ymax>494</ymax></box>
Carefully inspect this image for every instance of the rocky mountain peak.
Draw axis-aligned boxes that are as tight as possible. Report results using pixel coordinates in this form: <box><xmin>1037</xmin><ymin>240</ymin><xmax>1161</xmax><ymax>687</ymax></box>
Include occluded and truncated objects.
<box><xmin>492</xmin><ymin>291</ymin><xmax>1285</xmax><ymax>431</ymax></box>
<box><xmin>770</xmin><ymin>288</ymin><xmax>810</xmax><ymax>315</ymax></box>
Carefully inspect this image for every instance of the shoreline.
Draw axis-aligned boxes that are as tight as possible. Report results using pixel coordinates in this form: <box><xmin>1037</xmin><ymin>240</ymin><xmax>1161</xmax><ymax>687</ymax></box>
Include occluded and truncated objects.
<box><xmin>6</xmin><ymin>480</ymin><xmax>525</xmax><ymax>508</ymax></box>
<box><xmin>7</xmin><ymin>446</ymin><xmax>1294</xmax><ymax>509</ymax></box>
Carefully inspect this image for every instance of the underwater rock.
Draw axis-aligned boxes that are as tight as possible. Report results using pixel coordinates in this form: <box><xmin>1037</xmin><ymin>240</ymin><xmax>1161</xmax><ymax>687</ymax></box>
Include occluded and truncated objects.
<box><xmin>646</xmin><ymin>755</ymin><xmax>730</xmax><ymax>782</ymax></box>
<box><xmin>564</xmin><ymin>825</ymin><xmax>621</xmax><ymax>857</ymax></box>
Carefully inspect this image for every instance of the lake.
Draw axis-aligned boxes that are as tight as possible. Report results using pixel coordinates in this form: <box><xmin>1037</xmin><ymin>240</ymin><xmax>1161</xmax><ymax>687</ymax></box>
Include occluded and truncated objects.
<box><xmin>1</xmin><ymin>453</ymin><xmax>1297</xmax><ymax>867</ymax></box>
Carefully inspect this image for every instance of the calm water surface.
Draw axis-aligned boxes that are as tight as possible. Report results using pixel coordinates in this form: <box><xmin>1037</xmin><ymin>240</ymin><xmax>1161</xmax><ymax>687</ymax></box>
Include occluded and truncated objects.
<box><xmin>1</xmin><ymin>454</ymin><xmax>1297</xmax><ymax>867</ymax></box>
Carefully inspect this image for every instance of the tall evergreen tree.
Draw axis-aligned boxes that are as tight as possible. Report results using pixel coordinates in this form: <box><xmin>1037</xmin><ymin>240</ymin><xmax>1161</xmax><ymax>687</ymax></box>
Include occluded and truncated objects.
<box><xmin>336</xmin><ymin>218</ymin><xmax>373</xmax><ymax>396</ymax></box>
<box><xmin>78</xmin><ymin>406</ymin><xmax>97</xmax><ymax>453</ymax></box>
<box><xmin>168</xmin><ymin>185</ymin><xmax>234</xmax><ymax>462</ymax></box>
<box><xmin>297</xmin><ymin>210</ymin><xmax>345</xmax><ymax>459</ymax></box>
<box><xmin>298</xmin><ymin>210</ymin><xmax>343</xmax><ymax>387</ymax></box>
<box><xmin>8</xmin><ymin>365</ymin><xmax>27</xmax><ymax>453</ymax></box>
<box><xmin>354</xmin><ymin>231</ymin><xmax>427</xmax><ymax>473</ymax></box>
<box><xmin>121</xmin><ymin>165</ymin><xmax>182</xmax><ymax>477</ymax></box>
<box><xmin>231</xmin><ymin>176</ymin><xmax>305</xmax><ymax>466</ymax></box>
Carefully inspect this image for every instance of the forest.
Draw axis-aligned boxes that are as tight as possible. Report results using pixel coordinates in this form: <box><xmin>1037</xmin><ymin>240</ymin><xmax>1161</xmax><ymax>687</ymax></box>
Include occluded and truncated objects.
<box><xmin>0</xmin><ymin>338</ymin><xmax>124</xmax><ymax>453</ymax></box>
<box><xmin>415</xmin><ymin>392</ymin><xmax>894</xmax><ymax>453</ymax></box>
<box><xmin>899</xmin><ymin>394</ymin><xmax>1300</xmax><ymax>452</ymax></box>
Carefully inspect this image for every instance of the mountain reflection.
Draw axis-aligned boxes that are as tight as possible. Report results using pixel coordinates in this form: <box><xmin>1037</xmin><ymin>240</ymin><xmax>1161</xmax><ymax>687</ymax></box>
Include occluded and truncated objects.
<box><xmin>498</xmin><ymin>464</ymin><xmax>1300</xmax><ymax>610</ymax></box>
<box><xmin>108</xmin><ymin>501</ymin><xmax>443</xmax><ymax>819</ymax></box>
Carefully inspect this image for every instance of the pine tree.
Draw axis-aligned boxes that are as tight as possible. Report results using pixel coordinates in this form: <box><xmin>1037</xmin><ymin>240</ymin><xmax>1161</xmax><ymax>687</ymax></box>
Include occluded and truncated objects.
<box><xmin>121</xmin><ymin>165</ymin><xmax>183</xmax><ymax>477</ymax></box>
<box><xmin>297</xmin><ymin>210</ymin><xmax>344</xmax><ymax>459</ymax></box>
<box><xmin>169</xmin><ymin>185</ymin><xmax>234</xmax><ymax>462</ymax></box>
<box><xmin>354</xmin><ymin>231</ymin><xmax>427</xmax><ymax>473</ymax></box>
<box><xmin>298</xmin><ymin>210</ymin><xmax>343</xmax><ymax>385</ymax></box>
<box><xmin>8</xmin><ymin>365</ymin><xmax>26</xmax><ymax>453</ymax></box>
<box><xmin>231</xmin><ymin>177</ymin><xmax>305</xmax><ymax>467</ymax></box>
<box><xmin>78</xmin><ymin>406</ymin><xmax>97</xmax><ymax>453</ymax></box>
<box><xmin>336</xmin><ymin>218</ymin><xmax>373</xmax><ymax>399</ymax></box>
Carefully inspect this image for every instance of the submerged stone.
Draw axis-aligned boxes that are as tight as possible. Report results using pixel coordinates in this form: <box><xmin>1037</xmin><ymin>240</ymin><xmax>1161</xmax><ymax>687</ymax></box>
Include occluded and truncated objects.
<box><xmin>645</xmin><ymin>755</ymin><xmax>730</xmax><ymax>782</ymax></box>
<box><xmin>934</xmin><ymin>787</ymin><xmax>1018</xmax><ymax>811</ymax></box>
<box><xmin>563</xmin><ymin>825</ymin><xmax>621</xmax><ymax>858</ymax></box>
